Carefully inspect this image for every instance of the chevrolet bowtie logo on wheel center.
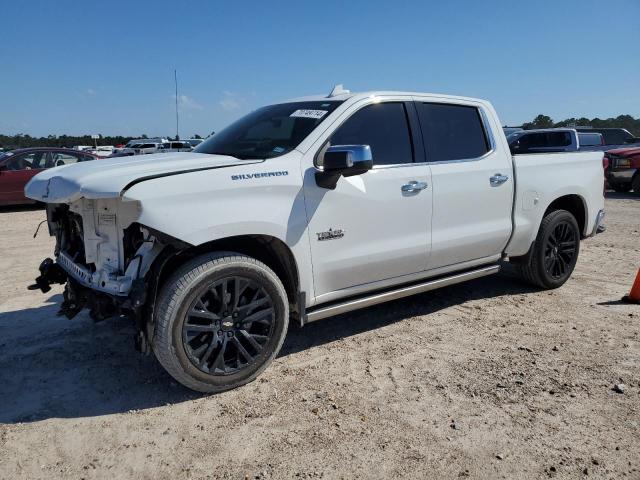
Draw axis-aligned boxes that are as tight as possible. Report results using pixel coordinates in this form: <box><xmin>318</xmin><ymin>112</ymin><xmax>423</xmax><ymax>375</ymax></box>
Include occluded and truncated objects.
<box><xmin>222</xmin><ymin>321</ymin><xmax>234</xmax><ymax>328</ymax></box>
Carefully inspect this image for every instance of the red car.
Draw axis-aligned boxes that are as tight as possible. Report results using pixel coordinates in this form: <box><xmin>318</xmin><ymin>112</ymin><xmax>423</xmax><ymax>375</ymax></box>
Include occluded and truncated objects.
<box><xmin>0</xmin><ymin>147</ymin><xmax>100</xmax><ymax>206</ymax></box>
<box><xmin>605</xmin><ymin>147</ymin><xmax>640</xmax><ymax>194</ymax></box>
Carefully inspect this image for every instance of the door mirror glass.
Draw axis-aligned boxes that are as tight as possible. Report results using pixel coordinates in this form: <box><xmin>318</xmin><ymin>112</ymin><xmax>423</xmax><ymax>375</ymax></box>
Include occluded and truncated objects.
<box><xmin>316</xmin><ymin>144</ymin><xmax>373</xmax><ymax>189</ymax></box>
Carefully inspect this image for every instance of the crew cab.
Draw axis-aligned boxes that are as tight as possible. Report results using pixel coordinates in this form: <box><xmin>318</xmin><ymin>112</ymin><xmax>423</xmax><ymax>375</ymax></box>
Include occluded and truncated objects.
<box><xmin>25</xmin><ymin>87</ymin><xmax>606</xmax><ymax>393</ymax></box>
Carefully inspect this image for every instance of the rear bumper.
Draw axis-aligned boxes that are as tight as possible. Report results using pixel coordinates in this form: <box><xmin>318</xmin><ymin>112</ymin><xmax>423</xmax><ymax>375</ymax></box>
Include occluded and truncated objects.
<box><xmin>606</xmin><ymin>168</ymin><xmax>637</xmax><ymax>184</ymax></box>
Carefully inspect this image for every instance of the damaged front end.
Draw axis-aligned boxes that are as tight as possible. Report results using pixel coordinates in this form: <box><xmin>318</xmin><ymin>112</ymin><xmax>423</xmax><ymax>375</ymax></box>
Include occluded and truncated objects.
<box><xmin>30</xmin><ymin>197</ymin><xmax>181</xmax><ymax>353</ymax></box>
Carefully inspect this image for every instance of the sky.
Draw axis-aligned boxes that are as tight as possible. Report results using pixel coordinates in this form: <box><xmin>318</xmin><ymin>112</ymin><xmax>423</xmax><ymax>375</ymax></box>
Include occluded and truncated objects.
<box><xmin>1</xmin><ymin>0</ymin><xmax>639</xmax><ymax>138</ymax></box>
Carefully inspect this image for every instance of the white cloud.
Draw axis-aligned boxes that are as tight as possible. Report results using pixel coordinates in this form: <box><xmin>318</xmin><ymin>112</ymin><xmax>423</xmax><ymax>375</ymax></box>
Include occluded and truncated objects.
<box><xmin>174</xmin><ymin>94</ymin><xmax>204</xmax><ymax>111</ymax></box>
<box><xmin>219</xmin><ymin>91</ymin><xmax>243</xmax><ymax>112</ymax></box>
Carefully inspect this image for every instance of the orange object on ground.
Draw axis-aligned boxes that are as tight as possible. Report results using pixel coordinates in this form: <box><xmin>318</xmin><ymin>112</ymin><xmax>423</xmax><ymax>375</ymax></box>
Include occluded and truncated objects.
<box><xmin>623</xmin><ymin>268</ymin><xmax>640</xmax><ymax>304</ymax></box>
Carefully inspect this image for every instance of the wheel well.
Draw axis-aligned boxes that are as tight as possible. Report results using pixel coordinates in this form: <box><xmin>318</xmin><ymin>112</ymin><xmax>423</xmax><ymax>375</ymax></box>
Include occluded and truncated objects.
<box><xmin>544</xmin><ymin>195</ymin><xmax>586</xmax><ymax>236</ymax></box>
<box><xmin>155</xmin><ymin>235</ymin><xmax>301</xmax><ymax>315</ymax></box>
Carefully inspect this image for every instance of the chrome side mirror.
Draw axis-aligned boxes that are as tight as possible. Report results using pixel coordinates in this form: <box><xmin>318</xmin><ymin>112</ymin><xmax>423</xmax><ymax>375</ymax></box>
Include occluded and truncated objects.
<box><xmin>316</xmin><ymin>144</ymin><xmax>373</xmax><ymax>189</ymax></box>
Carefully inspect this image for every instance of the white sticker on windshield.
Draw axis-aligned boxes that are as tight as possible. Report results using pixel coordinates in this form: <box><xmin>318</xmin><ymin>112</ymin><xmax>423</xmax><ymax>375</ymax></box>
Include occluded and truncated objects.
<box><xmin>290</xmin><ymin>109</ymin><xmax>328</xmax><ymax>119</ymax></box>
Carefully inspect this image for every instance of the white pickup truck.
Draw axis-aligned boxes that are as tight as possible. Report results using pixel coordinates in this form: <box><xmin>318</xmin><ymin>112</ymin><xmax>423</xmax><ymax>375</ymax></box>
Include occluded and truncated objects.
<box><xmin>25</xmin><ymin>87</ymin><xmax>606</xmax><ymax>392</ymax></box>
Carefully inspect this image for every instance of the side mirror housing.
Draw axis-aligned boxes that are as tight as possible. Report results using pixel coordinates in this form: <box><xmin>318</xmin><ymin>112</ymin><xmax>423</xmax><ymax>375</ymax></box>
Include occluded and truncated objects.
<box><xmin>316</xmin><ymin>145</ymin><xmax>373</xmax><ymax>189</ymax></box>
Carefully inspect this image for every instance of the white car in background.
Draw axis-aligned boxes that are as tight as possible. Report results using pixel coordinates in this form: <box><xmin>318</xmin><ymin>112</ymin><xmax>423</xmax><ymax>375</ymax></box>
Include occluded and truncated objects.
<box><xmin>159</xmin><ymin>141</ymin><xmax>194</xmax><ymax>153</ymax></box>
<box><xmin>114</xmin><ymin>138</ymin><xmax>170</xmax><ymax>155</ymax></box>
<box><xmin>122</xmin><ymin>142</ymin><xmax>164</xmax><ymax>155</ymax></box>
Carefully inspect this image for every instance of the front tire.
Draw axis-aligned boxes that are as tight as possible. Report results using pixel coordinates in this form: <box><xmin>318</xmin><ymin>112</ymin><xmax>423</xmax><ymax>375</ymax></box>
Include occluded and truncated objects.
<box><xmin>153</xmin><ymin>252</ymin><xmax>289</xmax><ymax>393</ymax></box>
<box><xmin>515</xmin><ymin>209</ymin><xmax>580</xmax><ymax>289</ymax></box>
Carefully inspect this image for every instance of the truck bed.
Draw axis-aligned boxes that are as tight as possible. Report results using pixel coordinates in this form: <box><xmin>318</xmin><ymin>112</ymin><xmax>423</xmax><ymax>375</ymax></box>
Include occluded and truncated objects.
<box><xmin>506</xmin><ymin>151</ymin><xmax>605</xmax><ymax>257</ymax></box>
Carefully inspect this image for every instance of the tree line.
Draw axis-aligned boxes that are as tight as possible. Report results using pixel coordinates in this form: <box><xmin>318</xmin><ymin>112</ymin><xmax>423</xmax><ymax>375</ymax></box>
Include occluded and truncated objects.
<box><xmin>521</xmin><ymin>114</ymin><xmax>640</xmax><ymax>135</ymax></box>
<box><xmin>0</xmin><ymin>133</ymin><xmax>203</xmax><ymax>150</ymax></box>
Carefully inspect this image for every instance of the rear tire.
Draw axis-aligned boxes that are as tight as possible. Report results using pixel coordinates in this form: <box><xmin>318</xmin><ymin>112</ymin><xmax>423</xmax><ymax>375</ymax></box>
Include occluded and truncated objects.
<box><xmin>153</xmin><ymin>252</ymin><xmax>289</xmax><ymax>393</ymax></box>
<box><xmin>632</xmin><ymin>175</ymin><xmax>640</xmax><ymax>195</ymax></box>
<box><xmin>612</xmin><ymin>184</ymin><xmax>632</xmax><ymax>193</ymax></box>
<box><xmin>515</xmin><ymin>209</ymin><xmax>580</xmax><ymax>289</ymax></box>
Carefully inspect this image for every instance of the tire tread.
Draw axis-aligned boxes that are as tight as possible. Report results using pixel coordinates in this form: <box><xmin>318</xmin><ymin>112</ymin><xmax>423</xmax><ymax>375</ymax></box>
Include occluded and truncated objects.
<box><xmin>515</xmin><ymin>209</ymin><xmax>578</xmax><ymax>289</ymax></box>
<box><xmin>152</xmin><ymin>252</ymin><xmax>288</xmax><ymax>393</ymax></box>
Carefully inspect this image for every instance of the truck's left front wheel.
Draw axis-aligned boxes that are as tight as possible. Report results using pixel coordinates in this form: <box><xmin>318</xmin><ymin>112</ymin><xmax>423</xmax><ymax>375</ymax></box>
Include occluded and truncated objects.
<box><xmin>152</xmin><ymin>252</ymin><xmax>289</xmax><ymax>393</ymax></box>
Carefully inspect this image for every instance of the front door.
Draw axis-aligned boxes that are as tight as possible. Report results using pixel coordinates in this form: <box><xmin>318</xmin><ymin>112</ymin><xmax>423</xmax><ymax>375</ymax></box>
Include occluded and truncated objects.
<box><xmin>303</xmin><ymin>100</ymin><xmax>432</xmax><ymax>302</ymax></box>
<box><xmin>0</xmin><ymin>151</ymin><xmax>48</xmax><ymax>204</ymax></box>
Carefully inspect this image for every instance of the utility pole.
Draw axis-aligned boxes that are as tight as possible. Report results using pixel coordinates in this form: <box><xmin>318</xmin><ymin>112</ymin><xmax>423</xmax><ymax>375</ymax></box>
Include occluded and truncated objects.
<box><xmin>174</xmin><ymin>69</ymin><xmax>179</xmax><ymax>140</ymax></box>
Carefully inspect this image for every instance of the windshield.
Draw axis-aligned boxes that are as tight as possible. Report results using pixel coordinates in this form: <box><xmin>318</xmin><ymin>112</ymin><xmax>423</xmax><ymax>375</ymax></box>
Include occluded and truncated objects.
<box><xmin>194</xmin><ymin>101</ymin><xmax>343</xmax><ymax>159</ymax></box>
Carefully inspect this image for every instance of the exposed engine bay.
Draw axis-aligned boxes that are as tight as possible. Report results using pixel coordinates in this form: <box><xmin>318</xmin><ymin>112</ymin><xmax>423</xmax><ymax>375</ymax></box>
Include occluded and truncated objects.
<box><xmin>30</xmin><ymin>198</ymin><xmax>174</xmax><ymax>350</ymax></box>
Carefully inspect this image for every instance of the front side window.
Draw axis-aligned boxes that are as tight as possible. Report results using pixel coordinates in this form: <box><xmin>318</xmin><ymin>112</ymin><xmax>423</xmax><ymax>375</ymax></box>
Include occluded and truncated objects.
<box><xmin>195</xmin><ymin>101</ymin><xmax>343</xmax><ymax>159</ymax></box>
<box><xmin>5</xmin><ymin>152</ymin><xmax>48</xmax><ymax>170</ymax></box>
<box><xmin>328</xmin><ymin>102</ymin><xmax>414</xmax><ymax>166</ymax></box>
<box><xmin>417</xmin><ymin>103</ymin><xmax>489</xmax><ymax>162</ymax></box>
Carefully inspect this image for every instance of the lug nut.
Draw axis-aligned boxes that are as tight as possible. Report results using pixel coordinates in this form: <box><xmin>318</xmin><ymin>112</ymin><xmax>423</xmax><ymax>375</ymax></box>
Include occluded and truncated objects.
<box><xmin>227</xmin><ymin>331</ymin><xmax>233</xmax><ymax>338</ymax></box>
<box><xmin>217</xmin><ymin>330</ymin><xmax>223</xmax><ymax>336</ymax></box>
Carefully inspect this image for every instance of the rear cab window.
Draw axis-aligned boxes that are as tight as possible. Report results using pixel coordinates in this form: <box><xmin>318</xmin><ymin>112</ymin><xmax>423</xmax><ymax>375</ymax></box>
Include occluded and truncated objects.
<box><xmin>509</xmin><ymin>131</ymin><xmax>574</xmax><ymax>154</ymax></box>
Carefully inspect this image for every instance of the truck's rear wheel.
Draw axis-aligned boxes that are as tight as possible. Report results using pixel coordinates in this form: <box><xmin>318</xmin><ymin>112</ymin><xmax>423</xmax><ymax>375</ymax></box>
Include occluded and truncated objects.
<box><xmin>153</xmin><ymin>253</ymin><xmax>289</xmax><ymax>393</ymax></box>
<box><xmin>515</xmin><ymin>209</ymin><xmax>580</xmax><ymax>289</ymax></box>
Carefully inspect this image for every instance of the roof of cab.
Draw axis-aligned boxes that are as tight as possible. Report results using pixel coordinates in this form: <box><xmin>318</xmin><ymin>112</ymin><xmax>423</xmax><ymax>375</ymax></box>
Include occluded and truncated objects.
<box><xmin>282</xmin><ymin>86</ymin><xmax>488</xmax><ymax>105</ymax></box>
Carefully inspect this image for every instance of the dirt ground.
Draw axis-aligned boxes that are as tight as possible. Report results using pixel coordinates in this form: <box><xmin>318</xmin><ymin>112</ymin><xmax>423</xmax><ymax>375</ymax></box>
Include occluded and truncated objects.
<box><xmin>0</xmin><ymin>194</ymin><xmax>639</xmax><ymax>480</ymax></box>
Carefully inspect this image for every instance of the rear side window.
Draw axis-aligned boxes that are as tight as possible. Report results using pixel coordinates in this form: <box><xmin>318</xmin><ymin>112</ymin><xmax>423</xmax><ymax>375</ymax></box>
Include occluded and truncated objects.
<box><xmin>416</xmin><ymin>103</ymin><xmax>489</xmax><ymax>162</ymax></box>
<box><xmin>329</xmin><ymin>102</ymin><xmax>413</xmax><ymax>165</ymax></box>
<box><xmin>600</xmin><ymin>130</ymin><xmax>628</xmax><ymax>145</ymax></box>
<box><xmin>50</xmin><ymin>152</ymin><xmax>83</xmax><ymax>167</ymax></box>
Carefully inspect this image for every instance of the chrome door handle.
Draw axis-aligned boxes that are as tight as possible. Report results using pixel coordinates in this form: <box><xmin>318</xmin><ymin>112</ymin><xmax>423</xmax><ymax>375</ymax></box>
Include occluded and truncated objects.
<box><xmin>401</xmin><ymin>181</ymin><xmax>428</xmax><ymax>193</ymax></box>
<box><xmin>490</xmin><ymin>173</ymin><xmax>509</xmax><ymax>186</ymax></box>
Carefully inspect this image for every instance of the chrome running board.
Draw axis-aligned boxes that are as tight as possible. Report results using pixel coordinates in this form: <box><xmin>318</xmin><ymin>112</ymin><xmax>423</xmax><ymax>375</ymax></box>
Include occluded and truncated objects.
<box><xmin>303</xmin><ymin>264</ymin><xmax>501</xmax><ymax>324</ymax></box>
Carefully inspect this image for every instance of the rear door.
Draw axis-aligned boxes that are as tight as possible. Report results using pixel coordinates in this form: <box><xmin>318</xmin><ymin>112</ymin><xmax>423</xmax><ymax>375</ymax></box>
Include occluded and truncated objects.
<box><xmin>413</xmin><ymin>99</ymin><xmax>513</xmax><ymax>270</ymax></box>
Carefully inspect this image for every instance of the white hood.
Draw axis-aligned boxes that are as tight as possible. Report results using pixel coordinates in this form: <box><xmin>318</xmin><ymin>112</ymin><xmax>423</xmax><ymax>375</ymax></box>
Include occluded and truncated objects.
<box><xmin>25</xmin><ymin>152</ymin><xmax>262</xmax><ymax>203</ymax></box>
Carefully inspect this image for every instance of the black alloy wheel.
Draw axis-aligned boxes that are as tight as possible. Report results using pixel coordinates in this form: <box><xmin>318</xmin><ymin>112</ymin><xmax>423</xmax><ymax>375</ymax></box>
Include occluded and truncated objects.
<box><xmin>543</xmin><ymin>221</ymin><xmax>578</xmax><ymax>281</ymax></box>
<box><xmin>182</xmin><ymin>276</ymin><xmax>275</xmax><ymax>375</ymax></box>
<box><xmin>514</xmin><ymin>209</ymin><xmax>581</xmax><ymax>289</ymax></box>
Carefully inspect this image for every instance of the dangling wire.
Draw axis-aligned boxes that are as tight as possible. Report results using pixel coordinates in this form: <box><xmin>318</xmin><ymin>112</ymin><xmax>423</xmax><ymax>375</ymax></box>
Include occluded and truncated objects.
<box><xmin>33</xmin><ymin>220</ymin><xmax>47</xmax><ymax>239</ymax></box>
